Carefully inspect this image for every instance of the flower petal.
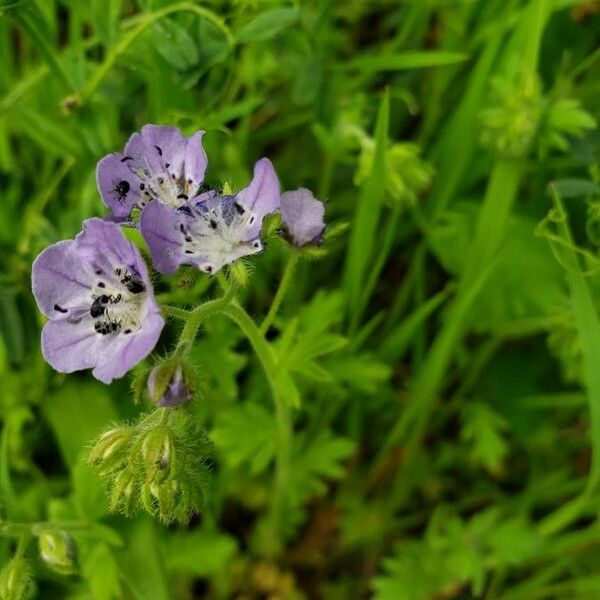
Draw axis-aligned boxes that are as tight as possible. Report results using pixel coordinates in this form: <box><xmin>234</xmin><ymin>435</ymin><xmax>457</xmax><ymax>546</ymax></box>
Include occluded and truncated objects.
<box><xmin>96</xmin><ymin>154</ymin><xmax>142</xmax><ymax>218</ymax></box>
<box><xmin>33</xmin><ymin>219</ymin><xmax>164</xmax><ymax>383</ymax></box>
<box><xmin>280</xmin><ymin>188</ymin><xmax>325</xmax><ymax>246</ymax></box>
<box><xmin>92</xmin><ymin>311</ymin><xmax>165</xmax><ymax>384</ymax></box>
<box><xmin>32</xmin><ymin>240</ymin><xmax>93</xmax><ymax>319</ymax></box>
<box><xmin>139</xmin><ymin>200</ymin><xmax>185</xmax><ymax>275</ymax></box>
<box><xmin>41</xmin><ymin>318</ymin><xmax>101</xmax><ymax>374</ymax></box>
<box><xmin>235</xmin><ymin>158</ymin><xmax>281</xmax><ymax>239</ymax></box>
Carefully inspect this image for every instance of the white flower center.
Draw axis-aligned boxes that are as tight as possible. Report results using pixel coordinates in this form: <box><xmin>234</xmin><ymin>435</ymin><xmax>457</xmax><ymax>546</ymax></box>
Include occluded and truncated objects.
<box><xmin>91</xmin><ymin>266</ymin><xmax>148</xmax><ymax>336</ymax></box>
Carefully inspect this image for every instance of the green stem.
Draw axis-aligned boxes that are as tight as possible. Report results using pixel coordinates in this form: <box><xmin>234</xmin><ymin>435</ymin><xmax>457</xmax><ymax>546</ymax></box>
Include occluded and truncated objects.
<box><xmin>178</xmin><ymin>284</ymin><xmax>238</xmax><ymax>346</ymax></box>
<box><xmin>0</xmin><ymin>520</ymin><xmax>89</xmax><ymax>537</ymax></box>
<box><xmin>161</xmin><ymin>305</ymin><xmax>190</xmax><ymax>321</ymax></box>
<box><xmin>222</xmin><ymin>303</ymin><xmax>292</xmax><ymax>557</ymax></box>
<box><xmin>259</xmin><ymin>252</ymin><xmax>300</xmax><ymax>335</ymax></box>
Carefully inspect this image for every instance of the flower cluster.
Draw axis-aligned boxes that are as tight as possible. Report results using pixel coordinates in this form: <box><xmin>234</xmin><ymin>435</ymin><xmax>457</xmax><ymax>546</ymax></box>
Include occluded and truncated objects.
<box><xmin>32</xmin><ymin>125</ymin><xmax>326</xmax><ymax>385</ymax></box>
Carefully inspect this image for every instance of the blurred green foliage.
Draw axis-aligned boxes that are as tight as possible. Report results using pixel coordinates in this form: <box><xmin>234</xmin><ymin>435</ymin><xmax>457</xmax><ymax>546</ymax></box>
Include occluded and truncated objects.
<box><xmin>0</xmin><ymin>0</ymin><xmax>599</xmax><ymax>598</ymax></box>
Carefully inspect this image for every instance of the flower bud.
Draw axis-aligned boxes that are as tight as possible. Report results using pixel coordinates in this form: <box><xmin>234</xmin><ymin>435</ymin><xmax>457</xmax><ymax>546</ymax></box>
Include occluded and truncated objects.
<box><xmin>147</xmin><ymin>364</ymin><xmax>191</xmax><ymax>408</ymax></box>
<box><xmin>0</xmin><ymin>558</ymin><xmax>34</xmax><ymax>600</ymax></box>
<box><xmin>109</xmin><ymin>470</ymin><xmax>138</xmax><ymax>514</ymax></box>
<box><xmin>38</xmin><ymin>529</ymin><xmax>76</xmax><ymax>575</ymax></box>
<box><xmin>228</xmin><ymin>260</ymin><xmax>249</xmax><ymax>287</ymax></box>
<box><xmin>141</xmin><ymin>425</ymin><xmax>173</xmax><ymax>475</ymax></box>
<box><xmin>88</xmin><ymin>426</ymin><xmax>133</xmax><ymax>476</ymax></box>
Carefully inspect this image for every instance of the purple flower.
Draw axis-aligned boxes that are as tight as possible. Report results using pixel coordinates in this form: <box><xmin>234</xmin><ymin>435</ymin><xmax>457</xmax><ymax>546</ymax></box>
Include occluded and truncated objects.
<box><xmin>31</xmin><ymin>219</ymin><xmax>164</xmax><ymax>384</ymax></box>
<box><xmin>96</xmin><ymin>124</ymin><xmax>208</xmax><ymax>221</ymax></box>
<box><xmin>147</xmin><ymin>365</ymin><xmax>192</xmax><ymax>407</ymax></box>
<box><xmin>280</xmin><ymin>188</ymin><xmax>325</xmax><ymax>246</ymax></box>
<box><xmin>140</xmin><ymin>158</ymin><xmax>280</xmax><ymax>275</ymax></box>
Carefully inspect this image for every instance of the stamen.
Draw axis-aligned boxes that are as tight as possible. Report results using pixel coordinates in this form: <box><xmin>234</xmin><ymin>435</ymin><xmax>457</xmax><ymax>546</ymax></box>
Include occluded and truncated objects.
<box><xmin>154</xmin><ymin>145</ymin><xmax>163</xmax><ymax>156</ymax></box>
<box><xmin>54</xmin><ymin>304</ymin><xmax>68</xmax><ymax>313</ymax></box>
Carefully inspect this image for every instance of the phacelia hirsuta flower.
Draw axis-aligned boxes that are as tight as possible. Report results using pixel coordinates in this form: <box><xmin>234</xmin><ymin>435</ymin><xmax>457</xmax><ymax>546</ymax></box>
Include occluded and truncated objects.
<box><xmin>96</xmin><ymin>124</ymin><xmax>208</xmax><ymax>221</ymax></box>
<box><xmin>280</xmin><ymin>188</ymin><xmax>325</xmax><ymax>246</ymax></box>
<box><xmin>31</xmin><ymin>219</ymin><xmax>164</xmax><ymax>384</ymax></box>
<box><xmin>140</xmin><ymin>157</ymin><xmax>280</xmax><ymax>275</ymax></box>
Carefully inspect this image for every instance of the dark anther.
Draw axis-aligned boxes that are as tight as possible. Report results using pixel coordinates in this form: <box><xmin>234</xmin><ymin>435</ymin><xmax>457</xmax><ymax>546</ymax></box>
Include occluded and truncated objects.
<box><xmin>165</xmin><ymin>162</ymin><xmax>170</xmax><ymax>168</ymax></box>
<box><xmin>120</xmin><ymin>156</ymin><xmax>133</xmax><ymax>163</ymax></box>
<box><xmin>253</xmin><ymin>241</ymin><xmax>261</xmax><ymax>248</ymax></box>
<box><xmin>171</xmin><ymin>173</ymin><xmax>176</xmax><ymax>180</ymax></box>
<box><xmin>185</xmin><ymin>235</ymin><xmax>193</xmax><ymax>242</ymax></box>
<box><xmin>98</xmin><ymin>282</ymin><xmax>106</xmax><ymax>288</ymax></box>
<box><xmin>178</xmin><ymin>205</ymin><xmax>192</xmax><ymax>216</ymax></box>
<box><xmin>179</xmin><ymin>223</ymin><xmax>186</xmax><ymax>233</ymax></box>
<box><xmin>154</xmin><ymin>145</ymin><xmax>163</xmax><ymax>156</ymax></box>
<box><xmin>187</xmin><ymin>178</ymin><xmax>192</xmax><ymax>185</ymax></box>
<box><xmin>124</xmin><ymin>329</ymin><xmax>132</xmax><ymax>334</ymax></box>
<box><xmin>209</xmin><ymin>219</ymin><xmax>217</xmax><ymax>230</ymax></box>
<box><xmin>115</xmin><ymin>268</ymin><xmax>122</xmax><ymax>276</ymax></box>
<box><xmin>54</xmin><ymin>304</ymin><xmax>68</xmax><ymax>313</ymax></box>
<box><xmin>177</xmin><ymin>193</ymin><xmax>189</xmax><ymax>200</ymax></box>
<box><xmin>140</xmin><ymin>183</ymin><xmax>145</xmax><ymax>190</ymax></box>
<box><xmin>249</xmin><ymin>216</ymin><xmax>255</xmax><ymax>224</ymax></box>
<box><xmin>185</xmin><ymin>250</ymin><xmax>194</xmax><ymax>254</ymax></box>
<box><xmin>95</xmin><ymin>269</ymin><xmax>103</xmax><ymax>275</ymax></box>
<box><xmin>234</xmin><ymin>202</ymin><xmax>245</xmax><ymax>215</ymax></box>
<box><xmin>126</xmin><ymin>279</ymin><xmax>145</xmax><ymax>294</ymax></box>
<box><xmin>94</xmin><ymin>320</ymin><xmax>120</xmax><ymax>335</ymax></box>
<box><xmin>158</xmin><ymin>177</ymin><xmax>164</xmax><ymax>184</ymax></box>
<box><xmin>114</xmin><ymin>293</ymin><xmax>122</xmax><ymax>303</ymax></box>
<box><xmin>205</xmin><ymin>265</ymin><xmax>213</xmax><ymax>273</ymax></box>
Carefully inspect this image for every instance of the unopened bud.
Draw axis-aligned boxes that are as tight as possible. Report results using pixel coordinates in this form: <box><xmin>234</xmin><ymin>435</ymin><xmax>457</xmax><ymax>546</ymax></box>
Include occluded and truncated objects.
<box><xmin>147</xmin><ymin>364</ymin><xmax>192</xmax><ymax>408</ymax></box>
<box><xmin>88</xmin><ymin>427</ymin><xmax>133</xmax><ymax>475</ymax></box>
<box><xmin>141</xmin><ymin>426</ymin><xmax>173</xmax><ymax>475</ymax></box>
<box><xmin>262</xmin><ymin>212</ymin><xmax>282</xmax><ymax>238</ymax></box>
<box><xmin>0</xmin><ymin>558</ymin><xmax>34</xmax><ymax>600</ymax></box>
<box><xmin>228</xmin><ymin>260</ymin><xmax>249</xmax><ymax>287</ymax></box>
<box><xmin>109</xmin><ymin>470</ymin><xmax>138</xmax><ymax>514</ymax></box>
<box><xmin>38</xmin><ymin>530</ymin><xmax>76</xmax><ymax>575</ymax></box>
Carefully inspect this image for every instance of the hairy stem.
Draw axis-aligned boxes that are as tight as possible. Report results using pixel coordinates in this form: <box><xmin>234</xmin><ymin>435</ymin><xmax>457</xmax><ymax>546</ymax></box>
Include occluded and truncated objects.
<box><xmin>178</xmin><ymin>283</ymin><xmax>238</xmax><ymax>346</ymax></box>
<box><xmin>259</xmin><ymin>252</ymin><xmax>300</xmax><ymax>335</ymax></box>
<box><xmin>222</xmin><ymin>303</ymin><xmax>292</xmax><ymax>557</ymax></box>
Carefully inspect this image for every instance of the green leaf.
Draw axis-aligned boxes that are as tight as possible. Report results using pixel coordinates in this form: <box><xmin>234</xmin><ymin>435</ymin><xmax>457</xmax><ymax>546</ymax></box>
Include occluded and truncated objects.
<box><xmin>44</xmin><ymin>382</ymin><xmax>118</xmax><ymax>468</ymax></box>
<box><xmin>81</xmin><ymin>543</ymin><xmax>122</xmax><ymax>600</ymax></box>
<box><xmin>164</xmin><ymin>529</ymin><xmax>237</xmax><ymax>577</ymax></box>
<box><xmin>337</xmin><ymin>51</ymin><xmax>468</xmax><ymax>73</ymax></box>
<box><xmin>344</xmin><ymin>90</ymin><xmax>389</xmax><ymax>328</ymax></box>
<box><xmin>549</xmin><ymin>178</ymin><xmax>600</xmax><ymax>199</ymax></box>
<box><xmin>291</xmin><ymin>431</ymin><xmax>354</xmax><ymax>502</ymax></box>
<box><xmin>237</xmin><ymin>8</ymin><xmax>300</xmax><ymax>43</ymax></box>
<box><xmin>461</xmin><ymin>402</ymin><xmax>510</xmax><ymax>473</ymax></box>
<box><xmin>212</xmin><ymin>402</ymin><xmax>277</xmax><ymax>475</ymax></box>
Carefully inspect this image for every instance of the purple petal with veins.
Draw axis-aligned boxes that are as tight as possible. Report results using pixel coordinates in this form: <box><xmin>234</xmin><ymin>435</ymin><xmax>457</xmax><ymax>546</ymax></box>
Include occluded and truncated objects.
<box><xmin>32</xmin><ymin>218</ymin><xmax>164</xmax><ymax>384</ymax></box>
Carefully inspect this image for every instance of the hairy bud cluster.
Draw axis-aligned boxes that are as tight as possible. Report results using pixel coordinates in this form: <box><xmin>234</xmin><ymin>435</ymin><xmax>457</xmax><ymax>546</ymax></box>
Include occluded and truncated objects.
<box><xmin>88</xmin><ymin>409</ymin><xmax>212</xmax><ymax>524</ymax></box>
